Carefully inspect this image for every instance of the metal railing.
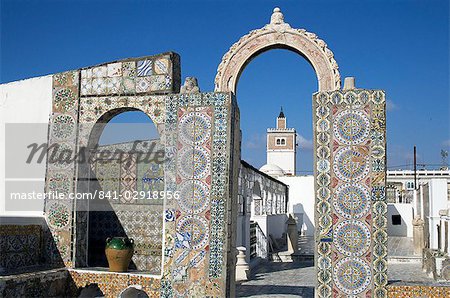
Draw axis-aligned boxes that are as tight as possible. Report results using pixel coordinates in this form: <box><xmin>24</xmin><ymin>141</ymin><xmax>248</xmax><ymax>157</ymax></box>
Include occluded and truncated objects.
<box><xmin>250</xmin><ymin>221</ymin><xmax>268</xmax><ymax>259</ymax></box>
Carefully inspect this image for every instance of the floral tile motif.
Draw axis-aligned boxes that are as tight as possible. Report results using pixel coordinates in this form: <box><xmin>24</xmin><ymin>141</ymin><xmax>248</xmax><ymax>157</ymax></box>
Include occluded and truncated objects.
<box><xmin>122</xmin><ymin>77</ymin><xmax>135</xmax><ymax>93</ymax></box>
<box><xmin>107</xmin><ymin>62</ymin><xmax>122</xmax><ymax>77</ymax></box>
<box><xmin>162</xmin><ymin>93</ymin><xmax>233</xmax><ymax>297</ymax></box>
<box><xmin>147</xmin><ymin>75</ymin><xmax>166</xmax><ymax>91</ymax></box>
<box><xmin>122</xmin><ymin>61</ymin><xmax>136</xmax><ymax>77</ymax></box>
<box><xmin>0</xmin><ymin>225</ymin><xmax>42</xmax><ymax>272</ymax></box>
<box><xmin>46</xmin><ymin>70</ymin><xmax>80</xmax><ymax>267</ymax></box>
<box><xmin>74</xmin><ymin>54</ymin><xmax>179</xmax><ymax>96</ymax></box>
<box><xmin>80</xmin><ymin>78</ymin><xmax>92</xmax><ymax>96</ymax></box>
<box><xmin>314</xmin><ymin>90</ymin><xmax>387</xmax><ymax>298</ymax></box>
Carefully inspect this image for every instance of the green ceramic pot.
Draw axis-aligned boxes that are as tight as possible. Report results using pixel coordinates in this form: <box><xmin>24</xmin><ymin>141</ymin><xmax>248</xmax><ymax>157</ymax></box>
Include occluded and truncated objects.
<box><xmin>105</xmin><ymin>237</ymin><xmax>134</xmax><ymax>272</ymax></box>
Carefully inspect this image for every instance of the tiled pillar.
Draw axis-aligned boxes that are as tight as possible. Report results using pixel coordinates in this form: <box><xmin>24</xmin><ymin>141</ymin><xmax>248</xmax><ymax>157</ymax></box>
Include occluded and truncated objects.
<box><xmin>314</xmin><ymin>90</ymin><xmax>387</xmax><ymax>297</ymax></box>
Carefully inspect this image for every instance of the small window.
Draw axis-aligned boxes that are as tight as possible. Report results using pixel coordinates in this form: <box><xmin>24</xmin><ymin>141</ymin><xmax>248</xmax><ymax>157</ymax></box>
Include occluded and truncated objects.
<box><xmin>275</xmin><ymin>137</ymin><xmax>286</xmax><ymax>146</ymax></box>
<box><xmin>406</xmin><ymin>181</ymin><xmax>415</xmax><ymax>190</ymax></box>
<box><xmin>392</xmin><ymin>215</ymin><xmax>401</xmax><ymax>225</ymax></box>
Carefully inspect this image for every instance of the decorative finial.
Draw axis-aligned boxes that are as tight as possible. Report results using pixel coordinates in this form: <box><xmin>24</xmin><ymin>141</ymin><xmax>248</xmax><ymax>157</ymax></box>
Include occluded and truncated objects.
<box><xmin>180</xmin><ymin>77</ymin><xmax>200</xmax><ymax>94</ymax></box>
<box><xmin>270</xmin><ymin>7</ymin><xmax>285</xmax><ymax>25</ymax></box>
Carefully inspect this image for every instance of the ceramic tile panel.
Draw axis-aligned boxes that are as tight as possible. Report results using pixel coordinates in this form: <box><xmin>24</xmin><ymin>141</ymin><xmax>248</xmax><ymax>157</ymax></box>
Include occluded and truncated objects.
<box><xmin>45</xmin><ymin>70</ymin><xmax>80</xmax><ymax>268</ymax></box>
<box><xmin>79</xmin><ymin>52</ymin><xmax>180</xmax><ymax>96</ymax></box>
<box><xmin>387</xmin><ymin>285</ymin><xmax>450</xmax><ymax>298</ymax></box>
<box><xmin>0</xmin><ymin>225</ymin><xmax>42</xmax><ymax>273</ymax></box>
<box><xmin>313</xmin><ymin>90</ymin><xmax>387</xmax><ymax>298</ymax></box>
<box><xmin>161</xmin><ymin>92</ymin><xmax>237</xmax><ymax>298</ymax></box>
<box><xmin>68</xmin><ymin>269</ymin><xmax>160</xmax><ymax>297</ymax></box>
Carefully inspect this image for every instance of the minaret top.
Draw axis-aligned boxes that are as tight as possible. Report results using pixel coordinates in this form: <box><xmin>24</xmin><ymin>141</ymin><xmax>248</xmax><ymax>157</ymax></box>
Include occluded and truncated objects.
<box><xmin>278</xmin><ymin>106</ymin><xmax>285</xmax><ymax>118</ymax></box>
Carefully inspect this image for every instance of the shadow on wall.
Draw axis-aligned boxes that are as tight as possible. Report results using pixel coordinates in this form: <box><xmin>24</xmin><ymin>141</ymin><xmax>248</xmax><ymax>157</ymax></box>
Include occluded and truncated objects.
<box><xmin>293</xmin><ymin>203</ymin><xmax>314</xmax><ymax>236</ymax></box>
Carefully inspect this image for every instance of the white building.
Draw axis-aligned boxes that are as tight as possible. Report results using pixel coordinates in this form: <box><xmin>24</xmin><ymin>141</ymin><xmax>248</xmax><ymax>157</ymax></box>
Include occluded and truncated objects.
<box><xmin>237</xmin><ymin>161</ymin><xmax>289</xmax><ymax>265</ymax></box>
<box><xmin>387</xmin><ymin>170</ymin><xmax>450</xmax><ymax>243</ymax></box>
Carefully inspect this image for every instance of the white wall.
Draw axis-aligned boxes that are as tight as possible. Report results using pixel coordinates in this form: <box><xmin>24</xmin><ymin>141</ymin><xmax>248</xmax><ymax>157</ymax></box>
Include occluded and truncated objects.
<box><xmin>428</xmin><ymin>179</ymin><xmax>449</xmax><ymax>249</ymax></box>
<box><xmin>0</xmin><ymin>76</ymin><xmax>53</xmax><ymax>216</ymax></box>
<box><xmin>387</xmin><ymin>203</ymin><xmax>413</xmax><ymax>237</ymax></box>
<box><xmin>267</xmin><ymin>151</ymin><xmax>295</xmax><ymax>175</ymax></box>
<box><xmin>278</xmin><ymin>175</ymin><xmax>315</xmax><ymax>236</ymax></box>
<box><xmin>236</xmin><ymin>214</ymin><xmax>251</xmax><ymax>262</ymax></box>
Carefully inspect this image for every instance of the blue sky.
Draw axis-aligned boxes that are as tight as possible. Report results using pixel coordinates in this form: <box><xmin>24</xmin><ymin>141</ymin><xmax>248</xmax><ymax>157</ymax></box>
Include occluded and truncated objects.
<box><xmin>1</xmin><ymin>0</ymin><xmax>449</xmax><ymax>173</ymax></box>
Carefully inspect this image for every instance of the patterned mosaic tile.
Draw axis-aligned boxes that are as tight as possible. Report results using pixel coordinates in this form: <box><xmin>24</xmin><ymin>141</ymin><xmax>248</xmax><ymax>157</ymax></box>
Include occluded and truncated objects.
<box><xmin>92</xmin><ymin>66</ymin><xmax>107</xmax><ymax>78</ymax></box>
<box><xmin>0</xmin><ymin>225</ymin><xmax>42</xmax><ymax>272</ymax></box>
<box><xmin>122</xmin><ymin>61</ymin><xmax>136</xmax><ymax>78</ymax></box>
<box><xmin>137</xmin><ymin>59</ymin><xmax>153</xmax><ymax>76</ymax></box>
<box><xmin>68</xmin><ymin>270</ymin><xmax>160</xmax><ymax>297</ymax></box>
<box><xmin>154</xmin><ymin>57</ymin><xmax>169</xmax><ymax>75</ymax></box>
<box><xmin>387</xmin><ymin>285</ymin><xmax>450</xmax><ymax>298</ymax></box>
<box><xmin>314</xmin><ymin>90</ymin><xmax>386</xmax><ymax>298</ymax></box>
<box><xmin>107</xmin><ymin>62</ymin><xmax>122</xmax><ymax>77</ymax></box>
<box><xmin>136</xmin><ymin>77</ymin><xmax>151</xmax><ymax>93</ymax></box>
<box><xmin>45</xmin><ymin>70</ymin><xmax>80</xmax><ymax>267</ymax></box>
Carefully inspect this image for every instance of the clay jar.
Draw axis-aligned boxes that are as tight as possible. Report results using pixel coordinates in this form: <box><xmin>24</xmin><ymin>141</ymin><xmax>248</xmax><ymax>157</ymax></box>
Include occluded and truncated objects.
<box><xmin>105</xmin><ymin>237</ymin><xmax>134</xmax><ymax>272</ymax></box>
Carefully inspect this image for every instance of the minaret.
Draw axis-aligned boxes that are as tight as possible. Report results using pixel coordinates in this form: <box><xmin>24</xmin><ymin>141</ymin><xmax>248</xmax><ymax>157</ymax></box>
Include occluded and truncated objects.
<box><xmin>266</xmin><ymin>107</ymin><xmax>297</xmax><ymax>175</ymax></box>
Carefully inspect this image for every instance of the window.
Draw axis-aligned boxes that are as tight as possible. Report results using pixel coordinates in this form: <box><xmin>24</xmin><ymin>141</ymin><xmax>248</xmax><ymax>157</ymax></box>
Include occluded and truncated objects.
<box><xmin>406</xmin><ymin>181</ymin><xmax>415</xmax><ymax>190</ymax></box>
<box><xmin>392</xmin><ymin>215</ymin><xmax>401</xmax><ymax>225</ymax></box>
<box><xmin>275</xmin><ymin>137</ymin><xmax>286</xmax><ymax>146</ymax></box>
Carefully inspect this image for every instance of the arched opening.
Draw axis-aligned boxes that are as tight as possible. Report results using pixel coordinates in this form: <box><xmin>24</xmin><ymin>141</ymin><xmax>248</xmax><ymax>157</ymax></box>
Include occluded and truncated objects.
<box><xmin>237</xmin><ymin>49</ymin><xmax>317</xmax><ymax>174</ymax></box>
<box><xmin>251</xmin><ymin>181</ymin><xmax>262</xmax><ymax>216</ymax></box>
<box><xmin>217</xmin><ymin>8</ymin><xmax>331</xmax><ymax>285</ymax></box>
<box><xmin>80</xmin><ymin>109</ymin><xmax>164</xmax><ymax>274</ymax></box>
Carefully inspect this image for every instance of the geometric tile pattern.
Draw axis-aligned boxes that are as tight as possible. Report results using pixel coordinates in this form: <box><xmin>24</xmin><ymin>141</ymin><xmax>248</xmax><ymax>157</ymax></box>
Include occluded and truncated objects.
<box><xmin>313</xmin><ymin>89</ymin><xmax>387</xmax><ymax>298</ymax></box>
